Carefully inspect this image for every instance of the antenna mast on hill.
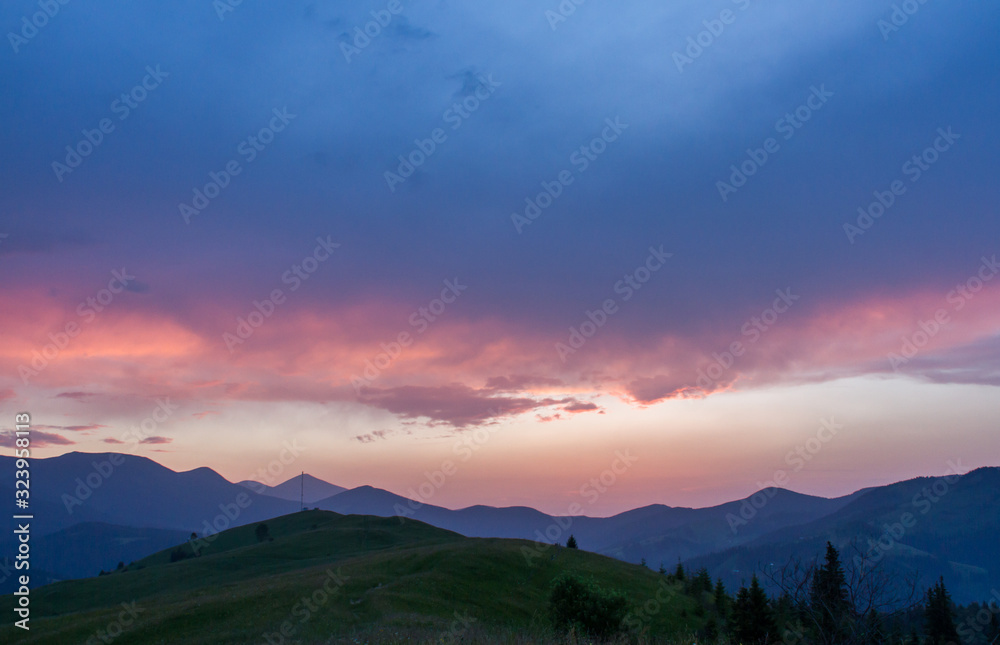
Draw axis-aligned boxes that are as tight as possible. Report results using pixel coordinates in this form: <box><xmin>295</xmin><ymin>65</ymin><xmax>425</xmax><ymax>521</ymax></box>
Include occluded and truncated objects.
<box><xmin>300</xmin><ymin>471</ymin><xmax>304</xmax><ymax>511</ymax></box>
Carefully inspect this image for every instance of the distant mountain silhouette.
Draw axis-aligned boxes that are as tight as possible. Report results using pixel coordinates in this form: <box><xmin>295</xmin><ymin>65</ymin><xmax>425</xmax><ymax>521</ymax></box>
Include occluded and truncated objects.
<box><xmin>0</xmin><ymin>522</ymin><xmax>190</xmax><ymax>593</ymax></box>
<box><xmin>0</xmin><ymin>452</ymin><xmax>298</xmax><ymax>537</ymax></box>
<box><xmin>684</xmin><ymin>468</ymin><xmax>1000</xmax><ymax>603</ymax></box>
<box><xmin>4</xmin><ymin>452</ymin><xmax>996</xmax><ymax>602</ymax></box>
<box><xmin>238</xmin><ymin>473</ymin><xmax>346</xmax><ymax>504</ymax></box>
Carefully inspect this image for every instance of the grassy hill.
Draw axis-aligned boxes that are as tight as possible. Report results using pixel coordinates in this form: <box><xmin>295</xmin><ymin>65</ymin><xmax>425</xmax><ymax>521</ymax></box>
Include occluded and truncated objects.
<box><xmin>1</xmin><ymin>510</ymin><xmax>702</xmax><ymax>644</ymax></box>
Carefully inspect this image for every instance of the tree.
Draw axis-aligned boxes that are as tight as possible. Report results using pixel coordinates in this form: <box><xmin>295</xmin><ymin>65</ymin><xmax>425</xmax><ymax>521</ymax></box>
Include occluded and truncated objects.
<box><xmin>566</xmin><ymin>535</ymin><xmax>578</xmax><ymax>549</ymax></box>
<box><xmin>924</xmin><ymin>577</ymin><xmax>959</xmax><ymax>645</ymax></box>
<box><xmin>714</xmin><ymin>578</ymin><xmax>730</xmax><ymax>617</ymax></box>
<box><xmin>548</xmin><ymin>575</ymin><xmax>630</xmax><ymax>640</ymax></box>
<box><xmin>254</xmin><ymin>523</ymin><xmax>270</xmax><ymax>543</ymax></box>
<box><xmin>675</xmin><ymin>560</ymin><xmax>686</xmax><ymax>582</ymax></box>
<box><xmin>730</xmin><ymin>575</ymin><xmax>776</xmax><ymax>645</ymax></box>
<box><xmin>811</xmin><ymin>542</ymin><xmax>850</xmax><ymax>639</ymax></box>
<box><xmin>116</xmin><ymin>561</ymin><xmax>124</xmax><ymax>571</ymax></box>
<box><xmin>987</xmin><ymin>608</ymin><xmax>1000</xmax><ymax>645</ymax></box>
<box><xmin>692</xmin><ymin>567</ymin><xmax>713</xmax><ymax>595</ymax></box>
<box><xmin>763</xmin><ymin>539</ymin><xmax>921</xmax><ymax>645</ymax></box>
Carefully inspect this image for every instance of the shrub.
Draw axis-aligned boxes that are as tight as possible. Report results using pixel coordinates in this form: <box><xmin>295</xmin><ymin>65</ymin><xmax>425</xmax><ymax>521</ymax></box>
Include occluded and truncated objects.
<box><xmin>169</xmin><ymin>546</ymin><xmax>191</xmax><ymax>563</ymax></box>
<box><xmin>548</xmin><ymin>574</ymin><xmax>630</xmax><ymax>641</ymax></box>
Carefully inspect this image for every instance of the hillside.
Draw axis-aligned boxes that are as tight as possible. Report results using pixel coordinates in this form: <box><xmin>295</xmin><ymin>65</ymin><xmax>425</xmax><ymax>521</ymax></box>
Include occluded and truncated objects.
<box><xmin>684</xmin><ymin>468</ymin><xmax>1000</xmax><ymax>603</ymax></box>
<box><xmin>0</xmin><ymin>510</ymin><xmax>702</xmax><ymax>644</ymax></box>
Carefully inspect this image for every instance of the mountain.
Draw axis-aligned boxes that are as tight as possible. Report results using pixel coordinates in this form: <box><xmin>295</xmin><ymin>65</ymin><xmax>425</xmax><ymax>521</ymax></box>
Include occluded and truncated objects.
<box><xmin>684</xmin><ymin>467</ymin><xmax>1000</xmax><ymax>603</ymax></box>
<box><xmin>0</xmin><ymin>522</ymin><xmax>191</xmax><ymax>592</ymax></box>
<box><xmin>6</xmin><ymin>451</ymin><xmax>996</xmax><ymax>603</ymax></box>
<box><xmin>0</xmin><ymin>510</ymin><xmax>701</xmax><ymax>644</ymax></box>
<box><xmin>237</xmin><ymin>472</ymin><xmax>346</xmax><ymax>504</ymax></box>
<box><xmin>311</xmin><ymin>484</ymin><xmax>863</xmax><ymax>568</ymax></box>
<box><xmin>0</xmin><ymin>452</ymin><xmax>298</xmax><ymax>536</ymax></box>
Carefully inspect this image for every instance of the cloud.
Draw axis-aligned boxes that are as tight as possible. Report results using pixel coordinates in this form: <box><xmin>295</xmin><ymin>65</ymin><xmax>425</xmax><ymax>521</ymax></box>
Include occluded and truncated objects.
<box><xmin>625</xmin><ymin>373</ymin><xmax>732</xmax><ymax>404</ymax></box>
<box><xmin>353</xmin><ymin>429</ymin><xmax>394</xmax><ymax>444</ymax></box>
<box><xmin>562</xmin><ymin>401</ymin><xmax>600</xmax><ymax>413</ymax></box>
<box><xmin>139</xmin><ymin>436</ymin><xmax>172</xmax><ymax>445</ymax></box>
<box><xmin>483</xmin><ymin>375</ymin><xmax>564</xmax><ymax>392</ymax></box>
<box><xmin>102</xmin><ymin>438</ymin><xmax>125</xmax><ymax>445</ymax></box>
<box><xmin>0</xmin><ymin>389</ymin><xmax>14</xmax><ymax>402</ymax></box>
<box><xmin>55</xmin><ymin>391</ymin><xmax>97</xmax><ymax>400</ymax></box>
<box><xmin>0</xmin><ymin>429</ymin><xmax>74</xmax><ymax>447</ymax></box>
<box><xmin>357</xmin><ymin>383</ymin><xmax>593</xmax><ymax>427</ymax></box>
<box><xmin>34</xmin><ymin>424</ymin><xmax>108</xmax><ymax>433</ymax></box>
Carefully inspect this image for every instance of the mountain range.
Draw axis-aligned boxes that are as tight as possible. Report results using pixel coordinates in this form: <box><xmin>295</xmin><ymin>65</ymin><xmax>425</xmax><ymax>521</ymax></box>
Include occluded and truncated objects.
<box><xmin>1</xmin><ymin>452</ymin><xmax>996</xmax><ymax>602</ymax></box>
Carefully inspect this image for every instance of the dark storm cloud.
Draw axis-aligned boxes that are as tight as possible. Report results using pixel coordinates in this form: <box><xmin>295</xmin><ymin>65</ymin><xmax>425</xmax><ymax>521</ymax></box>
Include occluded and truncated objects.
<box><xmin>1</xmin><ymin>0</ymin><xmax>997</xmax><ymax>389</ymax></box>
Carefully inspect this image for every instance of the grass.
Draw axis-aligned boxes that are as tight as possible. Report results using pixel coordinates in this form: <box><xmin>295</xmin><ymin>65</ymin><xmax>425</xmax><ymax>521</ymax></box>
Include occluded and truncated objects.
<box><xmin>1</xmin><ymin>510</ymin><xmax>703</xmax><ymax>644</ymax></box>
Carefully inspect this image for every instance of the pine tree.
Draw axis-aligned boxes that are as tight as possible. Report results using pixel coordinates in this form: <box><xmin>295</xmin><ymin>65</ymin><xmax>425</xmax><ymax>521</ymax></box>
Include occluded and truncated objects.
<box><xmin>714</xmin><ymin>578</ymin><xmax>729</xmax><ymax>618</ymax></box>
<box><xmin>987</xmin><ymin>610</ymin><xmax>1000</xmax><ymax>645</ymax></box>
<box><xmin>730</xmin><ymin>575</ymin><xmax>775</xmax><ymax>645</ymax></box>
<box><xmin>675</xmin><ymin>560</ymin><xmax>686</xmax><ymax>582</ymax></box>
<box><xmin>810</xmin><ymin>542</ymin><xmax>850</xmax><ymax>638</ymax></box>
<box><xmin>924</xmin><ymin>578</ymin><xmax>959</xmax><ymax>645</ymax></box>
<box><xmin>566</xmin><ymin>535</ymin><xmax>578</xmax><ymax>549</ymax></box>
<box><xmin>693</xmin><ymin>567</ymin><xmax>713</xmax><ymax>595</ymax></box>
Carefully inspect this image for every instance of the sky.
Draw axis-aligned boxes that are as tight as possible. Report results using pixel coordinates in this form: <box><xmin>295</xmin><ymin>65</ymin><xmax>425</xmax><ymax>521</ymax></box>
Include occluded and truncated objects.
<box><xmin>1</xmin><ymin>0</ymin><xmax>998</xmax><ymax>516</ymax></box>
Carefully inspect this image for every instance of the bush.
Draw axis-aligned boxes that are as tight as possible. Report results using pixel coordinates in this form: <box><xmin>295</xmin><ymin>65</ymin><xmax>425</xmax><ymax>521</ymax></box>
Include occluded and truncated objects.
<box><xmin>548</xmin><ymin>574</ymin><xmax>630</xmax><ymax>641</ymax></box>
<box><xmin>169</xmin><ymin>546</ymin><xmax>191</xmax><ymax>563</ymax></box>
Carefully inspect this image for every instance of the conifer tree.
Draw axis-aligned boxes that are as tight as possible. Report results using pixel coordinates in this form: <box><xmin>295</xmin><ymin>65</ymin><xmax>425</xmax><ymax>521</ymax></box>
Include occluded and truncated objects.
<box><xmin>731</xmin><ymin>575</ymin><xmax>775</xmax><ymax>645</ymax></box>
<box><xmin>810</xmin><ymin>542</ymin><xmax>850</xmax><ymax>638</ymax></box>
<box><xmin>714</xmin><ymin>578</ymin><xmax>729</xmax><ymax>618</ymax></box>
<box><xmin>924</xmin><ymin>577</ymin><xmax>959</xmax><ymax>645</ymax></box>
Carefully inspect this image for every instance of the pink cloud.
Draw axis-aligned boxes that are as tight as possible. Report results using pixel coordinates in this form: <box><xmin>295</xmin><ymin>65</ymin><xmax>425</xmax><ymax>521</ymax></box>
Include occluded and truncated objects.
<box><xmin>0</xmin><ymin>429</ymin><xmax>74</xmax><ymax>447</ymax></box>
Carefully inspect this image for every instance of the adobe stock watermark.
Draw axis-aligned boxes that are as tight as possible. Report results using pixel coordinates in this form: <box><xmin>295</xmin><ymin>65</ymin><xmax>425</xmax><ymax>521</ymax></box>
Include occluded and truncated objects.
<box><xmin>726</xmin><ymin>417</ymin><xmax>843</xmax><ymax>534</ymax></box>
<box><xmin>18</xmin><ymin>269</ymin><xmax>137</xmax><ymax>384</ymax></box>
<box><xmin>957</xmin><ymin>589</ymin><xmax>1000</xmax><ymax>644</ymax></box>
<box><xmin>262</xmin><ymin>568</ymin><xmax>350</xmax><ymax>645</ymax></box>
<box><xmin>51</xmin><ymin>65</ymin><xmax>169</xmax><ymax>182</ymax></box>
<box><xmin>393</xmin><ymin>407</ymin><xmax>507</xmax><ymax>521</ymax></box>
<box><xmin>191</xmin><ymin>439</ymin><xmax>304</xmax><ymax>555</ymax></box>
<box><xmin>7</xmin><ymin>0</ymin><xmax>72</xmax><ymax>54</ymax></box>
<box><xmin>350</xmin><ymin>278</ymin><xmax>467</xmax><ymax>393</ymax></box>
<box><xmin>340</xmin><ymin>0</ymin><xmax>405</xmax><ymax>62</ymax></box>
<box><xmin>521</xmin><ymin>449</ymin><xmax>639</xmax><ymax>564</ymax></box>
<box><xmin>887</xmin><ymin>254</ymin><xmax>998</xmax><ymax>371</ymax></box>
<box><xmin>179</xmin><ymin>107</ymin><xmax>296</xmax><ymax>223</ymax></box>
<box><xmin>716</xmin><ymin>84</ymin><xmax>833</xmax><ymax>202</ymax></box>
<box><xmin>544</xmin><ymin>0</ymin><xmax>589</xmax><ymax>31</ymax></box>
<box><xmin>511</xmin><ymin>116</ymin><xmax>628</xmax><ymax>233</ymax></box>
<box><xmin>555</xmin><ymin>245</ymin><xmax>672</xmax><ymax>362</ymax></box>
<box><xmin>623</xmin><ymin>579</ymin><xmax>683</xmax><ymax>635</ymax></box>
<box><xmin>693</xmin><ymin>288</ymin><xmax>799</xmax><ymax>393</ymax></box>
<box><xmin>61</xmin><ymin>398</ymin><xmax>179</xmax><ymax>515</ymax></box>
<box><xmin>843</xmin><ymin>127</ymin><xmax>959</xmax><ymax>244</ymax></box>
<box><xmin>212</xmin><ymin>0</ymin><xmax>245</xmax><ymax>21</ymax></box>
<box><xmin>384</xmin><ymin>75</ymin><xmax>501</xmax><ymax>192</ymax></box>
<box><xmin>855</xmin><ymin>457</ymin><xmax>967</xmax><ymax>569</ymax></box>
<box><xmin>672</xmin><ymin>0</ymin><xmax>755</xmax><ymax>73</ymax></box>
<box><xmin>878</xmin><ymin>0</ymin><xmax>932</xmax><ymax>41</ymax></box>
<box><xmin>223</xmin><ymin>236</ymin><xmax>339</xmax><ymax>352</ymax></box>
<box><xmin>83</xmin><ymin>601</ymin><xmax>145</xmax><ymax>645</ymax></box>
